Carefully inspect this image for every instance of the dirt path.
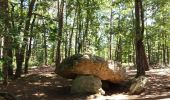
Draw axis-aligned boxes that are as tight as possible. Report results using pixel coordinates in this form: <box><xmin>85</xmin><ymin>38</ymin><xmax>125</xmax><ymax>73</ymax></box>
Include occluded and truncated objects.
<box><xmin>0</xmin><ymin>66</ymin><xmax>170</xmax><ymax>100</ymax></box>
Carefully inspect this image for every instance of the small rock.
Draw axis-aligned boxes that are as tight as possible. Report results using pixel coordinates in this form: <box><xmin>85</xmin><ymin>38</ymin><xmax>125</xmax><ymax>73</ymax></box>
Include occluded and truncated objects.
<box><xmin>129</xmin><ymin>76</ymin><xmax>148</xmax><ymax>95</ymax></box>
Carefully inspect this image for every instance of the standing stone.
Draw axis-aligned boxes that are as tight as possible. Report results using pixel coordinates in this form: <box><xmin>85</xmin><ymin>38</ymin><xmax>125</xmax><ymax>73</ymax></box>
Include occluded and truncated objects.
<box><xmin>71</xmin><ymin>75</ymin><xmax>105</xmax><ymax>95</ymax></box>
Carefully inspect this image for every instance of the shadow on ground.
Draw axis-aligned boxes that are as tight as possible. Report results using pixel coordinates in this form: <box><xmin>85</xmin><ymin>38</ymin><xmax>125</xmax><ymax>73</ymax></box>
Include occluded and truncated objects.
<box><xmin>0</xmin><ymin>67</ymin><xmax>170</xmax><ymax>100</ymax></box>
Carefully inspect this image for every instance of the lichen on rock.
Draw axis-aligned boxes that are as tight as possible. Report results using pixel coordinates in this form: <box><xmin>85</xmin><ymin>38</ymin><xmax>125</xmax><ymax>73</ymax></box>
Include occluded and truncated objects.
<box><xmin>129</xmin><ymin>76</ymin><xmax>148</xmax><ymax>94</ymax></box>
<box><xmin>56</xmin><ymin>54</ymin><xmax>126</xmax><ymax>83</ymax></box>
<box><xmin>70</xmin><ymin>75</ymin><xmax>105</xmax><ymax>95</ymax></box>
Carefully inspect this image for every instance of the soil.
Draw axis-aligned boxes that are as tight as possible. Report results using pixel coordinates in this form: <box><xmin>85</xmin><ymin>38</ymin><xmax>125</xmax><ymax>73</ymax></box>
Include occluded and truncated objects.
<box><xmin>0</xmin><ymin>66</ymin><xmax>170</xmax><ymax>100</ymax></box>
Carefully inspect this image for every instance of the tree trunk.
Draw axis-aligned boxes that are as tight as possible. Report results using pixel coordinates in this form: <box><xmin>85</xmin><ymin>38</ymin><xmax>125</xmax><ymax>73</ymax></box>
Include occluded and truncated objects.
<box><xmin>24</xmin><ymin>15</ymin><xmax>36</xmax><ymax>74</ymax></box>
<box><xmin>115</xmin><ymin>36</ymin><xmax>122</xmax><ymax>63</ymax></box>
<box><xmin>68</xmin><ymin>11</ymin><xmax>76</xmax><ymax>56</ymax></box>
<box><xmin>156</xmin><ymin>42</ymin><xmax>160</xmax><ymax>63</ymax></box>
<box><xmin>167</xmin><ymin>46</ymin><xmax>169</xmax><ymax>64</ymax></box>
<box><xmin>44</xmin><ymin>30</ymin><xmax>47</xmax><ymax>65</ymax></box>
<box><xmin>135</xmin><ymin>0</ymin><xmax>149</xmax><ymax>77</ymax></box>
<box><xmin>7</xmin><ymin>49</ymin><xmax>13</xmax><ymax>76</ymax></box>
<box><xmin>64</xmin><ymin>2</ymin><xmax>68</xmax><ymax>58</ymax></box>
<box><xmin>131</xmin><ymin>9</ymin><xmax>136</xmax><ymax>66</ymax></box>
<box><xmin>83</xmin><ymin>0</ymin><xmax>90</xmax><ymax>53</ymax></box>
<box><xmin>50</xmin><ymin>43</ymin><xmax>55</xmax><ymax>63</ymax></box>
<box><xmin>109</xmin><ymin>6</ymin><xmax>113</xmax><ymax>60</ymax></box>
<box><xmin>55</xmin><ymin>0</ymin><xmax>64</xmax><ymax>70</ymax></box>
<box><xmin>8</xmin><ymin>3</ymin><xmax>17</xmax><ymax>77</ymax></box>
<box><xmin>162</xmin><ymin>42</ymin><xmax>166</xmax><ymax>65</ymax></box>
<box><xmin>0</xmin><ymin>0</ymin><xmax>11</xmax><ymax>85</ymax></box>
<box><xmin>146</xmin><ymin>23</ymin><xmax>151</xmax><ymax>65</ymax></box>
<box><xmin>0</xmin><ymin>37</ymin><xmax>3</xmax><ymax>59</ymax></box>
<box><xmin>15</xmin><ymin>0</ymin><xmax>36</xmax><ymax>78</ymax></box>
<box><xmin>77</xmin><ymin>1</ymin><xmax>83</xmax><ymax>54</ymax></box>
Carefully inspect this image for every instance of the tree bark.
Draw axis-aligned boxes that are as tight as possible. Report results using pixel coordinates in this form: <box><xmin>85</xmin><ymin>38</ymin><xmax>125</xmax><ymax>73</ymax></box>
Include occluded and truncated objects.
<box><xmin>135</xmin><ymin>0</ymin><xmax>149</xmax><ymax>77</ymax></box>
<box><xmin>68</xmin><ymin>11</ymin><xmax>76</xmax><ymax>56</ymax></box>
<box><xmin>0</xmin><ymin>37</ymin><xmax>2</xmax><ymax>59</ymax></box>
<box><xmin>0</xmin><ymin>0</ymin><xmax>11</xmax><ymax>85</ymax></box>
<box><xmin>24</xmin><ymin>15</ymin><xmax>36</xmax><ymax>74</ymax></box>
<box><xmin>109</xmin><ymin>6</ymin><xmax>113</xmax><ymax>60</ymax></box>
<box><xmin>43</xmin><ymin>24</ymin><xmax>47</xmax><ymax>65</ymax></box>
<box><xmin>115</xmin><ymin>37</ymin><xmax>122</xmax><ymax>63</ymax></box>
<box><xmin>15</xmin><ymin>0</ymin><xmax>36</xmax><ymax>78</ymax></box>
<box><xmin>83</xmin><ymin>0</ymin><xmax>90</xmax><ymax>53</ymax></box>
<box><xmin>55</xmin><ymin>0</ymin><xmax>64</xmax><ymax>70</ymax></box>
<box><xmin>64</xmin><ymin>2</ymin><xmax>68</xmax><ymax>58</ymax></box>
<box><xmin>167</xmin><ymin>46</ymin><xmax>169</xmax><ymax>64</ymax></box>
<box><xmin>146</xmin><ymin>23</ymin><xmax>151</xmax><ymax>65</ymax></box>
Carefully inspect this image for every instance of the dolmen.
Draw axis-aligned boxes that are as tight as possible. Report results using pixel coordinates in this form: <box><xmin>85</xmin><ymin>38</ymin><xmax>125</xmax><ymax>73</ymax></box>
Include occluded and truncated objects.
<box><xmin>55</xmin><ymin>54</ymin><xmax>126</xmax><ymax>94</ymax></box>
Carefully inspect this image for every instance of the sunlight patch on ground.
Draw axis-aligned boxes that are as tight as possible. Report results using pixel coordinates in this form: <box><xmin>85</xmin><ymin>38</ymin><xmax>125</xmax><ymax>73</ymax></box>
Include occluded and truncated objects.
<box><xmin>143</xmin><ymin>93</ymin><xmax>170</xmax><ymax>99</ymax></box>
<box><xmin>87</xmin><ymin>94</ymin><xmax>131</xmax><ymax>100</ymax></box>
<box><xmin>32</xmin><ymin>92</ymin><xmax>47</xmax><ymax>97</ymax></box>
<box><xmin>40</xmin><ymin>73</ymin><xmax>55</xmax><ymax>77</ymax></box>
<box><xmin>110</xmin><ymin>94</ymin><xmax>130</xmax><ymax>100</ymax></box>
<box><xmin>149</xmin><ymin>68</ymin><xmax>170</xmax><ymax>76</ymax></box>
<box><xmin>29</xmin><ymin>82</ymin><xmax>41</xmax><ymax>85</ymax></box>
<box><xmin>42</xmin><ymin>82</ymin><xmax>51</xmax><ymax>86</ymax></box>
<box><xmin>87</xmin><ymin>93</ymin><xmax>170</xmax><ymax>100</ymax></box>
<box><xmin>16</xmin><ymin>94</ymin><xmax>23</xmax><ymax>97</ymax></box>
<box><xmin>28</xmin><ymin>82</ymin><xmax>52</xmax><ymax>86</ymax></box>
<box><xmin>56</xmin><ymin>85</ymin><xmax>63</xmax><ymax>87</ymax></box>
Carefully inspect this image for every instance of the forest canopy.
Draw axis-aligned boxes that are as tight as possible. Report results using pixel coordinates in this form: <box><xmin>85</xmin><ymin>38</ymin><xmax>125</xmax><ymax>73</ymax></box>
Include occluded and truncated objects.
<box><xmin>0</xmin><ymin>0</ymin><xmax>169</xmax><ymax>81</ymax></box>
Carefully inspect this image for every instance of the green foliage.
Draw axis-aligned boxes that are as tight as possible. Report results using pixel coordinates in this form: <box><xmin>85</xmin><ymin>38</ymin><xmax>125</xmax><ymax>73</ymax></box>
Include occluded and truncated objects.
<box><xmin>0</xmin><ymin>62</ymin><xmax>3</xmax><ymax>80</ymax></box>
<box><xmin>0</xmin><ymin>0</ymin><xmax>169</xmax><ymax>71</ymax></box>
<box><xmin>36</xmin><ymin>49</ymin><xmax>44</xmax><ymax>65</ymax></box>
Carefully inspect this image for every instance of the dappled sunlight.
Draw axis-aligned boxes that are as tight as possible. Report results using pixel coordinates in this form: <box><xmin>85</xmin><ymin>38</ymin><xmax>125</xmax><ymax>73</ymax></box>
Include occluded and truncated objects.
<box><xmin>1</xmin><ymin>67</ymin><xmax>170</xmax><ymax>100</ymax></box>
<box><xmin>110</xmin><ymin>94</ymin><xmax>131</xmax><ymax>100</ymax></box>
<box><xmin>28</xmin><ymin>82</ymin><xmax>41</xmax><ymax>85</ymax></box>
<box><xmin>39</xmin><ymin>73</ymin><xmax>56</xmax><ymax>77</ymax></box>
<box><xmin>32</xmin><ymin>92</ymin><xmax>47</xmax><ymax>97</ymax></box>
<box><xmin>148</xmin><ymin>68</ymin><xmax>170</xmax><ymax>76</ymax></box>
<box><xmin>87</xmin><ymin>94</ymin><xmax>131</xmax><ymax>100</ymax></box>
<box><xmin>56</xmin><ymin>85</ymin><xmax>63</xmax><ymax>88</ymax></box>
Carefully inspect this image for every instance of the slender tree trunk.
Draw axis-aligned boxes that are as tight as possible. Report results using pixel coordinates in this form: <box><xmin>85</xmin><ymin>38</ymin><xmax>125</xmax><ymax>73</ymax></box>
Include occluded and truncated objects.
<box><xmin>7</xmin><ymin>49</ymin><xmax>13</xmax><ymax>76</ymax></box>
<box><xmin>0</xmin><ymin>37</ymin><xmax>2</xmax><ymax>59</ymax></box>
<box><xmin>83</xmin><ymin>0</ymin><xmax>90</xmax><ymax>53</ymax></box>
<box><xmin>135</xmin><ymin>0</ymin><xmax>149</xmax><ymax>77</ymax></box>
<box><xmin>8</xmin><ymin>3</ymin><xmax>17</xmax><ymax>77</ymax></box>
<box><xmin>2</xmin><ymin>37</ymin><xmax>10</xmax><ymax>86</ymax></box>
<box><xmin>146</xmin><ymin>23</ymin><xmax>151</xmax><ymax>65</ymax></box>
<box><xmin>156</xmin><ymin>41</ymin><xmax>160</xmax><ymax>63</ymax></box>
<box><xmin>24</xmin><ymin>15</ymin><xmax>36</xmax><ymax>74</ymax></box>
<box><xmin>51</xmin><ymin>43</ymin><xmax>55</xmax><ymax>63</ymax></box>
<box><xmin>15</xmin><ymin>0</ymin><xmax>36</xmax><ymax>78</ymax></box>
<box><xmin>162</xmin><ymin>41</ymin><xmax>166</xmax><ymax>65</ymax></box>
<box><xmin>44</xmin><ymin>29</ymin><xmax>47</xmax><ymax>65</ymax></box>
<box><xmin>68</xmin><ymin>11</ymin><xmax>76</xmax><ymax>56</ymax></box>
<box><xmin>77</xmin><ymin>1</ymin><xmax>83</xmax><ymax>54</ymax></box>
<box><xmin>116</xmin><ymin>37</ymin><xmax>122</xmax><ymax>63</ymax></box>
<box><xmin>115</xmin><ymin>10</ymin><xmax>122</xmax><ymax>63</ymax></box>
<box><xmin>131</xmin><ymin>9</ymin><xmax>136</xmax><ymax>66</ymax></box>
<box><xmin>109</xmin><ymin>6</ymin><xmax>113</xmax><ymax>60</ymax></box>
<box><xmin>162</xmin><ymin>20</ymin><xmax>166</xmax><ymax>66</ymax></box>
<box><xmin>64</xmin><ymin>2</ymin><xmax>68</xmax><ymax>58</ymax></box>
<box><xmin>55</xmin><ymin>0</ymin><xmax>64</xmax><ymax>70</ymax></box>
<box><xmin>167</xmin><ymin>46</ymin><xmax>169</xmax><ymax>64</ymax></box>
<box><xmin>0</xmin><ymin>0</ymin><xmax>11</xmax><ymax>86</ymax></box>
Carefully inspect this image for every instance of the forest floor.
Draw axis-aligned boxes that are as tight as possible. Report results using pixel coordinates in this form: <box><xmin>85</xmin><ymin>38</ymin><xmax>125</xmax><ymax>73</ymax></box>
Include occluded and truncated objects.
<box><xmin>0</xmin><ymin>66</ymin><xmax>170</xmax><ymax>100</ymax></box>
